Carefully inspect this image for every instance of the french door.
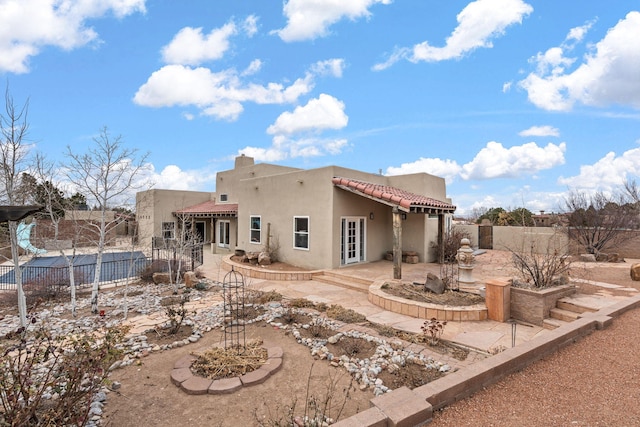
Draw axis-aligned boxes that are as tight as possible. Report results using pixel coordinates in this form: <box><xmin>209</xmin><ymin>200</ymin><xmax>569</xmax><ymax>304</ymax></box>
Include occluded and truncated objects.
<box><xmin>342</xmin><ymin>217</ymin><xmax>365</xmax><ymax>265</ymax></box>
<box><xmin>217</xmin><ymin>220</ymin><xmax>230</xmax><ymax>248</ymax></box>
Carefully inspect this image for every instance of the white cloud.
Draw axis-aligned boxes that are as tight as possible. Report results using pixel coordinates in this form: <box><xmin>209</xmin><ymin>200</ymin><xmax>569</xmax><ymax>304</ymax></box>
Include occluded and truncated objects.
<box><xmin>144</xmin><ymin>164</ymin><xmax>216</xmax><ymax>191</ymax></box>
<box><xmin>239</xmin><ymin>94</ymin><xmax>349</xmax><ymax>162</ymax></box>
<box><xmin>384</xmin><ymin>140</ymin><xmax>565</xmax><ymax>184</ymax></box>
<box><xmin>0</xmin><ymin>0</ymin><xmax>146</xmax><ymax>73</ymax></box>
<box><xmin>243</xmin><ymin>15</ymin><xmax>259</xmax><ymax>37</ymax></box>
<box><xmin>460</xmin><ymin>141</ymin><xmax>566</xmax><ymax>180</ymax></box>
<box><xmin>558</xmin><ymin>147</ymin><xmax>640</xmax><ymax>191</ymax></box>
<box><xmin>267</xmin><ymin>94</ymin><xmax>348</xmax><ymax>135</ymax></box>
<box><xmin>274</xmin><ymin>0</ymin><xmax>392</xmax><ymax>42</ymax></box>
<box><xmin>520</xmin><ymin>12</ymin><xmax>640</xmax><ymax>111</ymax></box>
<box><xmin>133</xmin><ymin>64</ymin><xmax>316</xmax><ymax>121</ymax></box>
<box><xmin>239</xmin><ymin>137</ymin><xmax>348</xmax><ymax>162</ymax></box>
<box><xmin>373</xmin><ymin>0</ymin><xmax>532</xmax><ymax>70</ymax></box>
<box><xmin>519</xmin><ymin>125</ymin><xmax>560</xmax><ymax>137</ymax></box>
<box><xmin>311</xmin><ymin>58</ymin><xmax>346</xmax><ymax>78</ymax></box>
<box><xmin>385</xmin><ymin>158</ymin><xmax>462</xmax><ymax>184</ymax></box>
<box><xmin>161</xmin><ymin>23</ymin><xmax>236</xmax><ymax>66</ymax></box>
<box><xmin>160</xmin><ymin>17</ymin><xmax>258</xmax><ymax>66</ymax></box>
<box><xmin>241</xmin><ymin>59</ymin><xmax>262</xmax><ymax>76</ymax></box>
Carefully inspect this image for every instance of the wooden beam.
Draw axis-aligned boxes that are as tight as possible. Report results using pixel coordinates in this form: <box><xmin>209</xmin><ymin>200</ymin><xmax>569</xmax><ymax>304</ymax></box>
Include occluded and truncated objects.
<box><xmin>437</xmin><ymin>214</ymin><xmax>445</xmax><ymax>264</ymax></box>
<box><xmin>393</xmin><ymin>207</ymin><xmax>402</xmax><ymax>279</ymax></box>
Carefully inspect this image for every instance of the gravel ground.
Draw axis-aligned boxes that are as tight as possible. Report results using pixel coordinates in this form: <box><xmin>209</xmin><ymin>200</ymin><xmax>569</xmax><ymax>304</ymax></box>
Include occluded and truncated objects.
<box><xmin>431</xmin><ymin>306</ymin><xmax>640</xmax><ymax>427</ymax></box>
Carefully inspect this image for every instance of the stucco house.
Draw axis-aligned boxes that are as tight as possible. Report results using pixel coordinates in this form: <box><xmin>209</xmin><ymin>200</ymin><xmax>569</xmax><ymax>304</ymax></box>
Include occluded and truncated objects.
<box><xmin>136</xmin><ymin>155</ymin><xmax>456</xmax><ymax>274</ymax></box>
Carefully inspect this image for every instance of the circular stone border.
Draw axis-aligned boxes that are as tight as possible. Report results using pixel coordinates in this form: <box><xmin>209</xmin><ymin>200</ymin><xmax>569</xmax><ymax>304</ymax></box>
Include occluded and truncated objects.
<box><xmin>368</xmin><ymin>279</ymin><xmax>488</xmax><ymax>322</ymax></box>
<box><xmin>170</xmin><ymin>344</ymin><xmax>283</xmax><ymax>395</ymax></box>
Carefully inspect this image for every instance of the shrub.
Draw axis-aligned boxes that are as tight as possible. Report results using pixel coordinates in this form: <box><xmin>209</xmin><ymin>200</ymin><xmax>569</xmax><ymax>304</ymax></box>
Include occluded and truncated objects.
<box><xmin>510</xmin><ymin>243</ymin><xmax>571</xmax><ymax>289</ymax></box>
<box><xmin>421</xmin><ymin>318</ymin><xmax>447</xmax><ymax>345</ymax></box>
<box><xmin>325</xmin><ymin>305</ymin><xmax>366</xmax><ymax>323</ymax></box>
<box><xmin>0</xmin><ymin>320</ymin><xmax>128</xmax><ymax>426</ymax></box>
<box><xmin>163</xmin><ymin>293</ymin><xmax>191</xmax><ymax>335</ymax></box>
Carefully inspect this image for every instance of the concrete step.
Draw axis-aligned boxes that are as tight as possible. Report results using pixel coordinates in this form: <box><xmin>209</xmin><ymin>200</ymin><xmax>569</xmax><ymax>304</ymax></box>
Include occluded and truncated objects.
<box><xmin>549</xmin><ymin>307</ymin><xmax>582</xmax><ymax>322</ymax></box>
<box><xmin>543</xmin><ymin>317</ymin><xmax>571</xmax><ymax>330</ymax></box>
<box><xmin>556</xmin><ymin>297</ymin><xmax>599</xmax><ymax>314</ymax></box>
<box><xmin>557</xmin><ymin>294</ymin><xmax>620</xmax><ymax>313</ymax></box>
<box><xmin>311</xmin><ymin>272</ymin><xmax>372</xmax><ymax>293</ymax></box>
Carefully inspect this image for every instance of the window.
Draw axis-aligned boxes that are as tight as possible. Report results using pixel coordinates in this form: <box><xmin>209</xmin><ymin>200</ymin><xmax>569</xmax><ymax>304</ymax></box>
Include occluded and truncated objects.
<box><xmin>250</xmin><ymin>215</ymin><xmax>261</xmax><ymax>244</ymax></box>
<box><xmin>218</xmin><ymin>220</ymin><xmax>230</xmax><ymax>248</ymax></box>
<box><xmin>294</xmin><ymin>216</ymin><xmax>309</xmax><ymax>250</ymax></box>
<box><xmin>219</xmin><ymin>194</ymin><xmax>228</xmax><ymax>202</ymax></box>
<box><xmin>162</xmin><ymin>221</ymin><xmax>175</xmax><ymax>239</ymax></box>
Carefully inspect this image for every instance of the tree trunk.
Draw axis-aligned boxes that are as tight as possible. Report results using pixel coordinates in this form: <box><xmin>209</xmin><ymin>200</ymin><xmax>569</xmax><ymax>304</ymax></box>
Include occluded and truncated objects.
<box><xmin>9</xmin><ymin>221</ymin><xmax>27</xmax><ymax>327</ymax></box>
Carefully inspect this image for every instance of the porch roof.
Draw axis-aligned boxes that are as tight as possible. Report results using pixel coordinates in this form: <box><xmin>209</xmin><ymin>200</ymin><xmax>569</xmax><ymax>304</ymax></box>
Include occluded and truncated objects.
<box><xmin>175</xmin><ymin>200</ymin><xmax>238</xmax><ymax>218</ymax></box>
<box><xmin>332</xmin><ymin>176</ymin><xmax>456</xmax><ymax>214</ymax></box>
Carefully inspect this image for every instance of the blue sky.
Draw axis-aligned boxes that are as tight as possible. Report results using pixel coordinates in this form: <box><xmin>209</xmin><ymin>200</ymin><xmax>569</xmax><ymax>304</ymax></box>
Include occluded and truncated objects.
<box><xmin>2</xmin><ymin>0</ymin><xmax>640</xmax><ymax>215</ymax></box>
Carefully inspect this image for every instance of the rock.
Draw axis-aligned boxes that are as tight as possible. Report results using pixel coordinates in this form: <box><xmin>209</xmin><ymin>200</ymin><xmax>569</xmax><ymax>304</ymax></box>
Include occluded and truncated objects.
<box><xmin>424</xmin><ymin>272</ymin><xmax>445</xmax><ymax>294</ymax></box>
<box><xmin>184</xmin><ymin>271</ymin><xmax>197</xmax><ymax>288</ymax></box>
<box><xmin>607</xmin><ymin>253</ymin><xmax>622</xmax><ymax>263</ymax></box>
<box><xmin>631</xmin><ymin>263</ymin><xmax>640</xmax><ymax>281</ymax></box>
<box><xmin>152</xmin><ymin>272</ymin><xmax>172</xmax><ymax>284</ymax></box>
<box><xmin>258</xmin><ymin>252</ymin><xmax>272</xmax><ymax>265</ymax></box>
<box><xmin>246</xmin><ymin>252</ymin><xmax>259</xmax><ymax>264</ymax></box>
<box><xmin>579</xmin><ymin>254</ymin><xmax>597</xmax><ymax>263</ymax></box>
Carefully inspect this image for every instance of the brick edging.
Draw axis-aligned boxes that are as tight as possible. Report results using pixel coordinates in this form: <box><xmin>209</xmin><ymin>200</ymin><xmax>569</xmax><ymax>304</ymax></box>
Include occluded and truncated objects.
<box><xmin>332</xmin><ymin>294</ymin><xmax>640</xmax><ymax>427</ymax></box>
<box><xmin>170</xmin><ymin>345</ymin><xmax>283</xmax><ymax>395</ymax></box>
<box><xmin>368</xmin><ymin>279</ymin><xmax>488</xmax><ymax>321</ymax></box>
<box><xmin>221</xmin><ymin>255</ymin><xmax>320</xmax><ymax>281</ymax></box>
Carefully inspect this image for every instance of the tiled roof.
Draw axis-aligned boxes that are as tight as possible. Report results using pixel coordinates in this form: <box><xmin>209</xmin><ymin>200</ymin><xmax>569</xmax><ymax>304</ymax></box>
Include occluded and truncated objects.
<box><xmin>175</xmin><ymin>200</ymin><xmax>238</xmax><ymax>216</ymax></box>
<box><xmin>332</xmin><ymin>176</ymin><xmax>456</xmax><ymax>213</ymax></box>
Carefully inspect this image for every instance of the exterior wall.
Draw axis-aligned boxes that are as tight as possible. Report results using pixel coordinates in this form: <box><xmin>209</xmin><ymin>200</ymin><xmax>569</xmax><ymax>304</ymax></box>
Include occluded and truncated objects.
<box><xmin>233</xmin><ymin>165</ymin><xmax>451</xmax><ymax>269</ymax></box>
<box><xmin>136</xmin><ymin>189</ymin><xmax>214</xmax><ymax>247</ymax></box>
<box><xmin>454</xmin><ymin>225</ymin><xmax>569</xmax><ymax>255</ymax></box>
<box><xmin>216</xmin><ymin>156</ymin><xmax>301</xmax><ymax>204</ymax></box>
<box><xmin>387</xmin><ymin>172</ymin><xmax>448</xmax><ymax>201</ymax></box>
<box><xmin>33</xmin><ymin>218</ymin><xmax>118</xmax><ymax>248</ymax></box>
<box><xmin>235</xmin><ymin>167</ymin><xmax>337</xmax><ymax>270</ymax></box>
<box><xmin>135</xmin><ymin>157</ymin><xmax>453</xmax><ymax>270</ymax></box>
<box><xmin>454</xmin><ymin>224</ymin><xmax>479</xmax><ymax>248</ymax></box>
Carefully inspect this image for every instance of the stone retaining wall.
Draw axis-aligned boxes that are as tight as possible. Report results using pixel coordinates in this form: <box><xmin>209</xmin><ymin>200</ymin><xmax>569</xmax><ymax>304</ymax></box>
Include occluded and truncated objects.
<box><xmin>222</xmin><ymin>255</ymin><xmax>318</xmax><ymax>281</ymax></box>
<box><xmin>510</xmin><ymin>284</ymin><xmax>576</xmax><ymax>326</ymax></box>
<box><xmin>368</xmin><ymin>280</ymin><xmax>488</xmax><ymax>322</ymax></box>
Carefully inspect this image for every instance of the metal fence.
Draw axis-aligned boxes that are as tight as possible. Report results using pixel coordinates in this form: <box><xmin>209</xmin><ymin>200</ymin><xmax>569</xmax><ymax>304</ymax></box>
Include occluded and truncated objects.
<box><xmin>0</xmin><ymin>257</ymin><xmax>151</xmax><ymax>292</ymax></box>
<box><xmin>151</xmin><ymin>237</ymin><xmax>204</xmax><ymax>272</ymax></box>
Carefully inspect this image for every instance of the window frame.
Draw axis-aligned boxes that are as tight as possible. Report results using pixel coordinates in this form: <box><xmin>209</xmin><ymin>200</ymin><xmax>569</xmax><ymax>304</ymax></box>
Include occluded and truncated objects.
<box><xmin>250</xmin><ymin>215</ymin><xmax>261</xmax><ymax>244</ymax></box>
<box><xmin>293</xmin><ymin>216</ymin><xmax>310</xmax><ymax>250</ymax></box>
<box><xmin>162</xmin><ymin>221</ymin><xmax>175</xmax><ymax>240</ymax></box>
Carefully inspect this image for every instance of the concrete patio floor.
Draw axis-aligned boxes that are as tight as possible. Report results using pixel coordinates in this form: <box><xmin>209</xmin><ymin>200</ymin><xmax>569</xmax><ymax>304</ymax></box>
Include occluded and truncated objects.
<box><xmin>198</xmin><ymin>249</ymin><xmax>555</xmax><ymax>353</ymax></box>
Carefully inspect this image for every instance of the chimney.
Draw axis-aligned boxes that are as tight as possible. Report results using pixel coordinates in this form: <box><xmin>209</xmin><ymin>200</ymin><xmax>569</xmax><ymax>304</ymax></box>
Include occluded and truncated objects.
<box><xmin>235</xmin><ymin>154</ymin><xmax>254</xmax><ymax>169</ymax></box>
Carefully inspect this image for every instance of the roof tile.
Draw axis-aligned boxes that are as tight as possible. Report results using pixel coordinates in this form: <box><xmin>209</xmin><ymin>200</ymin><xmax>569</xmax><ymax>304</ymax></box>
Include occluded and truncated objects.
<box><xmin>332</xmin><ymin>176</ymin><xmax>455</xmax><ymax>212</ymax></box>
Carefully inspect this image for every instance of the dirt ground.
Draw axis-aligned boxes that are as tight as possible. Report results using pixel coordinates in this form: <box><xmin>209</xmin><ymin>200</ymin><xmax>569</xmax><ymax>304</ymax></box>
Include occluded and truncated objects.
<box><xmin>102</xmin><ymin>254</ymin><xmax>639</xmax><ymax>427</ymax></box>
<box><xmin>3</xmin><ymin>252</ymin><xmax>638</xmax><ymax>427</ymax></box>
<box><xmin>102</xmin><ymin>322</ymin><xmax>371</xmax><ymax>427</ymax></box>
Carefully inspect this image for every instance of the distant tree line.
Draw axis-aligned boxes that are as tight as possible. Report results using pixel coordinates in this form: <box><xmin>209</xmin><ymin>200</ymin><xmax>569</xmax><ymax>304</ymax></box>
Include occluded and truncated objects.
<box><xmin>468</xmin><ymin>180</ymin><xmax>640</xmax><ymax>255</ymax></box>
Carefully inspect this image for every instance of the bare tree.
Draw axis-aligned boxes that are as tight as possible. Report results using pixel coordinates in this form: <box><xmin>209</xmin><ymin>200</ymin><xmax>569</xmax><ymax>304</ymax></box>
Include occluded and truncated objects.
<box><xmin>32</xmin><ymin>153</ymin><xmax>85</xmax><ymax>316</ymax></box>
<box><xmin>564</xmin><ymin>189</ymin><xmax>638</xmax><ymax>255</ymax></box>
<box><xmin>63</xmin><ymin>127</ymin><xmax>150</xmax><ymax>314</ymax></box>
<box><xmin>624</xmin><ymin>179</ymin><xmax>640</xmax><ymax>204</ymax></box>
<box><xmin>0</xmin><ymin>87</ymin><xmax>32</xmax><ymax>327</ymax></box>
<box><xmin>168</xmin><ymin>210</ymin><xmax>202</xmax><ymax>294</ymax></box>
